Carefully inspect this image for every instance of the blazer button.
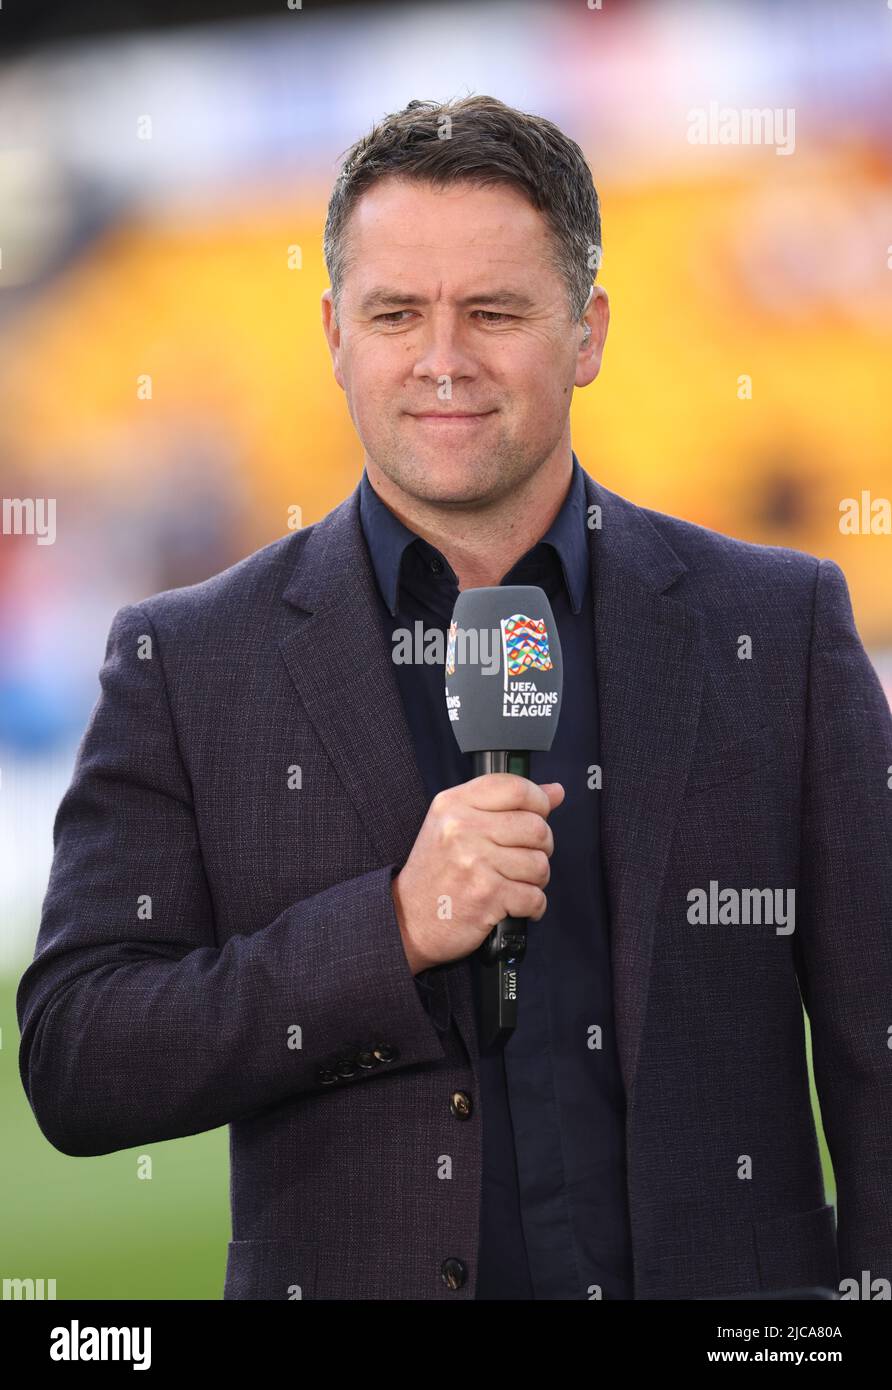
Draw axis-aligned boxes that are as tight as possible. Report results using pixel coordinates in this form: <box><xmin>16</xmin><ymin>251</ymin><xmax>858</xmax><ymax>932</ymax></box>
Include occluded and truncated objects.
<box><xmin>440</xmin><ymin>1258</ymin><xmax>467</xmax><ymax>1291</ymax></box>
<box><xmin>373</xmin><ymin>1044</ymin><xmax>398</xmax><ymax>1063</ymax></box>
<box><xmin>317</xmin><ymin>1067</ymin><xmax>338</xmax><ymax>1086</ymax></box>
<box><xmin>356</xmin><ymin>1051</ymin><xmax>376</xmax><ymax>1070</ymax></box>
<box><xmin>449</xmin><ymin>1090</ymin><xmax>473</xmax><ymax>1120</ymax></box>
<box><xmin>335</xmin><ymin>1058</ymin><xmax>358</xmax><ymax>1079</ymax></box>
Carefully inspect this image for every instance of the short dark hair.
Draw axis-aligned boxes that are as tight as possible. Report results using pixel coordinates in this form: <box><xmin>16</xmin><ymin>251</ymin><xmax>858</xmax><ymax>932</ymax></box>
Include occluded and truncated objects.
<box><xmin>323</xmin><ymin>94</ymin><xmax>601</xmax><ymax>326</ymax></box>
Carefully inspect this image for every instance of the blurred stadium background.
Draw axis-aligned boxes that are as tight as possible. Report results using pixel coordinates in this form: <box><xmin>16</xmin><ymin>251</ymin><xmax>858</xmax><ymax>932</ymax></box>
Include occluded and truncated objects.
<box><xmin>1</xmin><ymin>0</ymin><xmax>889</xmax><ymax>1297</ymax></box>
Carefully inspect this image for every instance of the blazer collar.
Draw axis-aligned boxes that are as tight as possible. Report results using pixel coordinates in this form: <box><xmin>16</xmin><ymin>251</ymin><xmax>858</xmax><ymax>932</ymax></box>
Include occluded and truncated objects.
<box><xmin>282</xmin><ymin>461</ymin><xmax>687</xmax><ymax>615</ymax></box>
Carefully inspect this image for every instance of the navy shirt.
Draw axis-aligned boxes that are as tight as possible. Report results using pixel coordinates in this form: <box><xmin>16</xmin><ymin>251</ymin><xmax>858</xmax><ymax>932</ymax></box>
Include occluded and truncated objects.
<box><xmin>359</xmin><ymin>453</ymin><xmax>634</xmax><ymax>1300</ymax></box>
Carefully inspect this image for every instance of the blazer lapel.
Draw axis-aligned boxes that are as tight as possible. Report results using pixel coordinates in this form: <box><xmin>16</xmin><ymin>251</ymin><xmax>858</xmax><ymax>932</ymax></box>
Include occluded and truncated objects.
<box><xmin>583</xmin><ymin>471</ymin><xmax>704</xmax><ymax>1102</ymax></box>
<box><xmin>278</xmin><ymin>484</ymin><xmax>429</xmax><ymax>867</ymax></box>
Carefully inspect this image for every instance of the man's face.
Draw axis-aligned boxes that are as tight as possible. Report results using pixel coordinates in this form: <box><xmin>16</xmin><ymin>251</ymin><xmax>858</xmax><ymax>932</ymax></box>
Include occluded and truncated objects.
<box><xmin>321</xmin><ymin>176</ymin><xmax>606</xmax><ymax>509</ymax></box>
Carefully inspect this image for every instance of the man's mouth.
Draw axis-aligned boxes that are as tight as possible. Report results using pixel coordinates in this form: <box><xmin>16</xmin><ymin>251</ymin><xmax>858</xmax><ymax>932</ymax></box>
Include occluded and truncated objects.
<box><xmin>407</xmin><ymin>410</ymin><xmax>496</xmax><ymax>424</ymax></box>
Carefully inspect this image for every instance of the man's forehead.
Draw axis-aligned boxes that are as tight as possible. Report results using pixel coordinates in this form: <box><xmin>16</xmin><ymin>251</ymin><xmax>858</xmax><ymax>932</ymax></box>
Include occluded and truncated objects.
<box><xmin>347</xmin><ymin>178</ymin><xmax>549</xmax><ymax>247</ymax></box>
<box><xmin>342</xmin><ymin>183</ymin><xmax>558</xmax><ymax>302</ymax></box>
<box><xmin>347</xmin><ymin>238</ymin><xmax>549</xmax><ymax>294</ymax></box>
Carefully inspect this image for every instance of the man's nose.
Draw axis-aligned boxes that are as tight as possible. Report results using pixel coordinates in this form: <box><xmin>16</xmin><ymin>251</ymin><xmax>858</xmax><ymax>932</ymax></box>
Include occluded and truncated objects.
<box><xmin>411</xmin><ymin>314</ymin><xmax>478</xmax><ymax>383</ymax></box>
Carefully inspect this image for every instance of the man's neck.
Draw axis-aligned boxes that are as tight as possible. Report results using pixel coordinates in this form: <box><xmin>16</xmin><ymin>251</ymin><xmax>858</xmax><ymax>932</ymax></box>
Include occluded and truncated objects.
<box><xmin>365</xmin><ymin>448</ymin><xmax>574</xmax><ymax>591</ymax></box>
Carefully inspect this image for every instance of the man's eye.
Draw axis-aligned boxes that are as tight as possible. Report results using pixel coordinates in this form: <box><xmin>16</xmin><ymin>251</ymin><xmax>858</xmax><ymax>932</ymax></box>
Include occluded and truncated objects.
<box><xmin>374</xmin><ymin>310</ymin><xmax>514</xmax><ymax>326</ymax></box>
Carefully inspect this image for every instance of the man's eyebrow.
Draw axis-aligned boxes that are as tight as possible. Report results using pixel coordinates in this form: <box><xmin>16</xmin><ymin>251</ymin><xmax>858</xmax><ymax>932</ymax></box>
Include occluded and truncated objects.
<box><xmin>357</xmin><ymin>288</ymin><xmax>537</xmax><ymax>313</ymax></box>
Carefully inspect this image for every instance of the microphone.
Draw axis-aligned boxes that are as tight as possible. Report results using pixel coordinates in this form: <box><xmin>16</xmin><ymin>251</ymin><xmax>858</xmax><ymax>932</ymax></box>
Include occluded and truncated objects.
<box><xmin>443</xmin><ymin>585</ymin><xmax>563</xmax><ymax>1044</ymax></box>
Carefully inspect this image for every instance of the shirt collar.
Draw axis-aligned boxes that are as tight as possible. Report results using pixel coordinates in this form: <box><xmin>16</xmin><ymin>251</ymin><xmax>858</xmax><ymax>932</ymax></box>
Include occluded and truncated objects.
<box><xmin>359</xmin><ymin>451</ymin><xmax>589</xmax><ymax>618</ymax></box>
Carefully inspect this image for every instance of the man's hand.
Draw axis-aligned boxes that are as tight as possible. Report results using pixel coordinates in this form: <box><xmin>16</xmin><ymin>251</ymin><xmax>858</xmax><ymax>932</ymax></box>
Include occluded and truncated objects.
<box><xmin>392</xmin><ymin>773</ymin><xmax>565</xmax><ymax>974</ymax></box>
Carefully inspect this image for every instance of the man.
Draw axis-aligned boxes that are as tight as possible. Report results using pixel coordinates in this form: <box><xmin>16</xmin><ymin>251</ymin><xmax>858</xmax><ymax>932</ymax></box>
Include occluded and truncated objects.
<box><xmin>17</xmin><ymin>95</ymin><xmax>892</xmax><ymax>1301</ymax></box>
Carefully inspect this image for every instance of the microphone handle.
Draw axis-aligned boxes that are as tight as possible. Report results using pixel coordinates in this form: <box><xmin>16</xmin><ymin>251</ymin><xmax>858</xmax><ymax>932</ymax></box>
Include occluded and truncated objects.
<box><xmin>472</xmin><ymin>750</ymin><xmax>531</xmax><ymax>1045</ymax></box>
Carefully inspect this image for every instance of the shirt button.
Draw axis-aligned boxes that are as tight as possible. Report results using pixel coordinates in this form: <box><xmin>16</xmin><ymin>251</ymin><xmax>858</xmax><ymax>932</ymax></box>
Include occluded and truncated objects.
<box><xmin>440</xmin><ymin>1257</ymin><xmax>467</xmax><ymax>1291</ymax></box>
<box><xmin>449</xmin><ymin>1090</ymin><xmax>473</xmax><ymax>1120</ymax></box>
<box><xmin>430</xmin><ymin>556</ymin><xmax>443</xmax><ymax>574</ymax></box>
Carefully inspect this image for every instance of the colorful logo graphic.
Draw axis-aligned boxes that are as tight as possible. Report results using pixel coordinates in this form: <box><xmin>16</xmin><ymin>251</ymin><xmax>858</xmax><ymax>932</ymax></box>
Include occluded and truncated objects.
<box><xmin>445</xmin><ymin>619</ymin><xmax>457</xmax><ymax>676</ymax></box>
<box><xmin>500</xmin><ymin>614</ymin><xmax>553</xmax><ymax>679</ymax></box>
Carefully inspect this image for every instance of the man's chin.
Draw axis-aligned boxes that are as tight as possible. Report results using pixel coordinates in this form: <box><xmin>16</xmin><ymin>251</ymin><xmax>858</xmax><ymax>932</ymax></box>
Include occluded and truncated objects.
<box><xmin>403</xmin><ymin>462</ymin><xmax>502</xmax><ymax>506</ymax></box>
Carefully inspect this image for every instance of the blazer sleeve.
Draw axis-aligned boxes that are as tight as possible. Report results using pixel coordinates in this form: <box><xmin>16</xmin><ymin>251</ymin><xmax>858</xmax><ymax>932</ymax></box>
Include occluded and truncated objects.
<box><xmin>16</xmin><ymin>602</ymin><xmax>449</xmax><ymax>1158</ymax></box>
<box><xmin>794</xmin><ymin>558</ymin><xmax>892</xmax><ymax>1284</ymax></box>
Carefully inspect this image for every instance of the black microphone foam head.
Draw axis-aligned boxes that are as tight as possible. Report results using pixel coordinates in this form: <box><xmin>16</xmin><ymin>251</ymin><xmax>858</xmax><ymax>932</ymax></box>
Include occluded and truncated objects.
<box><xmin>444</xmin><ymin>585</ymin><xmax>563</xmax><ymax>753</ymax></box>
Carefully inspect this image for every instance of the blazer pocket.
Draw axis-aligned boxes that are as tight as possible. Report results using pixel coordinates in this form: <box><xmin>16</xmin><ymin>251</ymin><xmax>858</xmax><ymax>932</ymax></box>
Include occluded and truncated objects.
<box><xmin>686</xmin><ymin>722</ymin><xmax>786</xmax><ymax>792</ymax></box>
<box><xmin>752</xmin><ymin>1203</ymin><xmax>839</xmax><ymax>1294</ymax></box>
<box><xmin>223</xmin><ymin>1237</ymin><xmax>318</xmax><ymax>1300</ymax></box>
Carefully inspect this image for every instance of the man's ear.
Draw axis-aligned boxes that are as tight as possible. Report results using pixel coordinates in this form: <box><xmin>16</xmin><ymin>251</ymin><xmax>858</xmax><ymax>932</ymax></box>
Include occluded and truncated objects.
<box><xmin>321</xmin><ymin>289</ymin><xmax>345</xmax><ymax>389</ymax></box>
<box><xmin>321</xmin><ymin>288</ymin><xmax>338</xmax><ymax>342</ymax></box>
<box><xmin>576</xmin><ymin>284</ymin><xmax>609</xmax><ymax>387</ymax></box>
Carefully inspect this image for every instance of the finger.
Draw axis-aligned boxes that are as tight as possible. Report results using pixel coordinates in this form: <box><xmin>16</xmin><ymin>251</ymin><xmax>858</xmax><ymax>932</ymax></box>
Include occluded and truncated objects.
<box><xmin>463</xmin><ymin>772</ymin><xmax>553</xmax><ymax>817</ymax></box>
